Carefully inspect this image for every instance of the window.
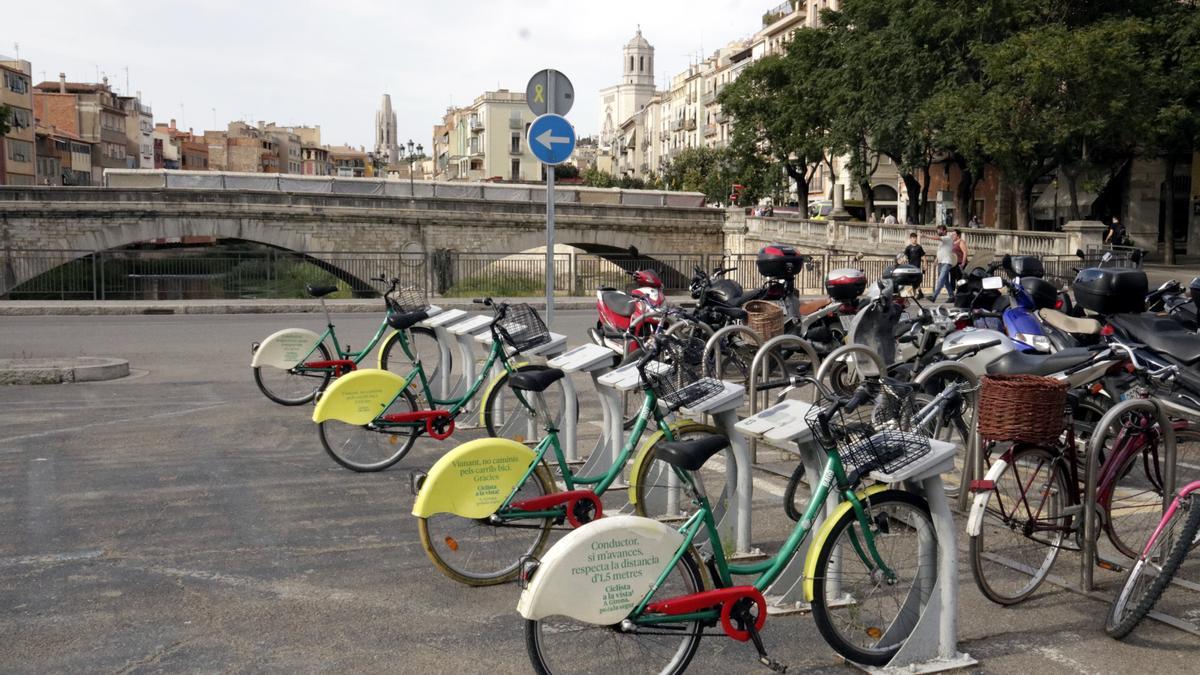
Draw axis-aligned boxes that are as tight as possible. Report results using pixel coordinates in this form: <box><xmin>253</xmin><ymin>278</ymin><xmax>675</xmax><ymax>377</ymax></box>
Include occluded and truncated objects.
<box><xmin>639</xmin><ymin>56</ymin><xmax>644</xmax><ymax>72</ymax></box>
<box><xmin>629</xmin><ymin>56</ymin><xmax>634</xmax><ymax>72</ymax></box>
<box><xmin>7</xmin><ymin>139</ymin><xmax>32</xmax><ymax>162</ymax></box>
<box><xmin>9</xmin><ymin>108</ymin><xmax>31</xmax><ymax>129</ymax></box>
<box><xmin>511</xmin><ymin>158</ymin><xmax>521</xmax><ymax>180</ymax></box>
<box><xmin>4</xmin><ymin>71</ymin><xmax>28</xmax><ymax>93</ymax></box>
<box><xmin>511</xmin><ymin>132</ymin><xmax>520</xmax><ymax>154</ymax></box>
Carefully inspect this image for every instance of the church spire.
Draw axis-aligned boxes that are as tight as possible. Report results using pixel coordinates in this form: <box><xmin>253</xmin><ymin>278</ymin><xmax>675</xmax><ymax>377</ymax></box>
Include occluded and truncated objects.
<box><xmin>375</xmin><ymin>94</ymin><xmax>399</xmax><ymax>165</ymax></box>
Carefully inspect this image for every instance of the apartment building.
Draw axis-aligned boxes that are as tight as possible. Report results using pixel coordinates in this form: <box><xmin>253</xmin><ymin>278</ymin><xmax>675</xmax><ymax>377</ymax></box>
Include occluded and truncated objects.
<box><xmin>117</xmin><ymin>94</ymin><xmax>154</xmax><ymax>168</ymax></box>
<box><xmin>33</xmin><ymin>75</ymin><xmax>129</xmax><ymax>183</ymax></box>
<box><xmin>432</xmin><ymin>89</ymin><xmax>541</xmax><ymax>182</ymax></box>
<box><xmin>0</xmin><ymin>56</ymin><xmax>36</xmax><ymax>185</ymax></box>
<box><xmin>34</xmin><ymin>124</ymin><xmax>94</xmax><ymax>185</ymax></box>
<box><xmin>327</xmin><ymin>145</ymin><xmax>367</xmax><ymax>177</ymax></box>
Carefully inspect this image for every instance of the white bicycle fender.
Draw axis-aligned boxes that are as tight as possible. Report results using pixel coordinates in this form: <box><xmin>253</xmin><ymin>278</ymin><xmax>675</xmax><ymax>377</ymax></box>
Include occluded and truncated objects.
<box><xmin>966</xmin><ymin>458</ymin><xmax>1010</xmax><ymax>537</ymax></box>
<box><xmin>252</xmin><ymin>328</ymin><xmax>323</xmax><ymax>368</ymax></box>
<box><xmin>517</xmin><ymin>515</ymin><xmax>684</xmax><ymax>625</ymax></box>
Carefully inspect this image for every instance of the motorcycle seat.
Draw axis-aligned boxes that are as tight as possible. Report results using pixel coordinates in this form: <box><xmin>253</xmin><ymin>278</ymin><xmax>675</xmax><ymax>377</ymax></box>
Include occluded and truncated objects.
<box><xmin>714</xmin><ymin>305</ymin><xmax>748</xmax><ymax>321</ymax></box>
<box><xmin>734</xmin><ymin>287</ymin><xmax>768</xmax><ymax>307</ymax></box>
<box><xmin>654</xmin><ymin>435</ymin><xmax>729</xmax><ymax>471</ymax></box>
<box><xmin>798</xmin><ymin>298</ymin><xmax>831</xmax><ymax>315</ymax></box>
<box><xmin>1038</xmin><ymin>309</ymin><xmax>1101</xmax><ymax>335</ymax></box>
<box><xmin>986</xmin><ymin>347</ymin><xmax>1094</xmax><ymax>377</ymax></box>
<box><xmin>600</xmin><ymin>290</ymin><xmax>637</xmax><ymax>318</ymax></box>
<box><xmin>1110</xmin><ymin>313</ymin><xmax>1200</xmax><ymax>365</ymax></box>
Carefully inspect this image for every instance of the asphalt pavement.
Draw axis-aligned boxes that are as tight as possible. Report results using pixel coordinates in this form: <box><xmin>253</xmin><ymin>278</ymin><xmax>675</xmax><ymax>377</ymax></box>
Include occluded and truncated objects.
<box><xmin>1</xmin><ymin>311</ymin><xmax>1197</xmax><ymax>673</ymax></box>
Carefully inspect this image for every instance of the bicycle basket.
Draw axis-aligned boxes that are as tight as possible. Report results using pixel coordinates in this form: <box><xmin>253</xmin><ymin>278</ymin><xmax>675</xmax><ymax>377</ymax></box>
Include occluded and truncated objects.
<box><xmin>804</xmin><ymin>401</ymin><xmax>931</xmax><ymax>476</ymax></box>
<box><xmin>642</xmin><ymin>336</ymin><xmax>725</xmax><ymax>412</ymax></box>
<box><xmin>495</xmin><ymin>303</ymin><xmax>551</xmax><ymax>353</ymax></box>
<box><xmin>977</xmin><ymin>374</ymin><xmax>1066</xmax><ymax>443</ymax></box>
<box><xmin>872</xmin><ymin>379</ymin><xmax>917</xmax><ymax>431</ymax></box>
<box><xmin>389</xmin><ymin>285</ymin><xmax>430</xmax><ymax>313</ymax></box>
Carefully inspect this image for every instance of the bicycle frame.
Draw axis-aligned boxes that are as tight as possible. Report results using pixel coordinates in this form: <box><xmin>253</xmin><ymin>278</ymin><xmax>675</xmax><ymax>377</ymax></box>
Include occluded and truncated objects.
<box><xmin>1140</xmin><ymin>479</ymin><xmax>1200</xmax><ymax>558</ymax></box>
<box><xmin>630</xmin><ymin>449</ymin><xmax>890</xmax><ymax>627</ymax></box>
<box><xmin>287</xmin><ymin>300</ymin><xmax>396</xmax><ymax>377</ymax></box>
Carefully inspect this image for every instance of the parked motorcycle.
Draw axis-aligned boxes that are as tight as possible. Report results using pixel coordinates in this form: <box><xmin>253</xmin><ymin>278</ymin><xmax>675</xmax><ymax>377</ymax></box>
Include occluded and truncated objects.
<box><xmin>588</xmin><ymin>247</ymin><xmax>667</xmax><ymax>356</ymax></box>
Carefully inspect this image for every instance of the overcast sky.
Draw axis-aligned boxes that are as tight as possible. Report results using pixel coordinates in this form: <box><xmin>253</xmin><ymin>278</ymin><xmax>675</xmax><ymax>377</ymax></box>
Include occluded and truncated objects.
<box><xmin>5</xmin><ymin>0</ymin><xmax>764</xmax><ymax>148</ymax></box>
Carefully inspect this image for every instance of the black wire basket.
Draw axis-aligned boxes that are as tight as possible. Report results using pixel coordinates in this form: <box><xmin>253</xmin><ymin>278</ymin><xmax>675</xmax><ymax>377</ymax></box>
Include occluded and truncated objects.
<box><xmin>872</xmin><ymin>379</ymin><xmax>917</xmax><ymax>431</ymax></box>
<box><xmin>642</xmin><ymin>336</ymin><xmax>725</xmax><ymax>411</ymax></box>
<box><xmin>388</xmin><ymin>285</ymin><xmax>430</xmax><ymax>313</ymax></box>
<box><xmin>805</xmin><ymin>399</ymin><xmax>931</xmax><ymax>476</ymax></box>
<box><xmin>495</xmin><ymin>303</ymin><xmax>551</xmax><ymax>353</ymax></box>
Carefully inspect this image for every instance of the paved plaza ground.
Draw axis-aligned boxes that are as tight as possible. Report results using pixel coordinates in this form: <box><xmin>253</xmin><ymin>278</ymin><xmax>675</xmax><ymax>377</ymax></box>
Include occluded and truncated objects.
<box><xmin>1</xmin><ymin>312</ymin><xmax>1197</xmax><ymax>673</ymax></box>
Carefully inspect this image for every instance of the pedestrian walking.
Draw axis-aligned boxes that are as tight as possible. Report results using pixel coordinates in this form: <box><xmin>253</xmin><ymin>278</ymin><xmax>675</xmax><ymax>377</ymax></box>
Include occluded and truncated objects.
<box><xmin>951</xmin><ymin>229</ymin><xmax>969</xmax><ymax>287</ymax></box>
<box><xmin>925</xmin><ymin>225</ymin><xmax>956</xmax><ymax>302</ymax></box>
<box><xmin>903</xmin><ymin>232</ymin><xmax>925</xmax><ymax>268</ymax></box>
<box><xmin>1105</xmin><ymin>216</ymin><xmax>1126</xmax><ymax>246</ymax></box>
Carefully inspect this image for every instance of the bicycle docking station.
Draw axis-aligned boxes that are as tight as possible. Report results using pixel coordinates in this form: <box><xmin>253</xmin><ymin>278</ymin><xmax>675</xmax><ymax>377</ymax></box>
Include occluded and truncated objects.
<box><xmin>417</xmin><ymin>308</ymin><xmax>469</xmax><ymax>401</ymax></box>
<box><xmin>679</xmin><ymin>378</ymin><xmax>761</xmax><ymax>559</ymax></box>
<box><xmin>442</xmin><ymin>314</ymin><xmax>495</xmax><ymax>426</ymax></box>
<box><xmin>547</xmin><ymin>343</ymin><xmax>617</xmax><ymax>465</ymax></box>
<box><xmin>735</xmin><ymin>398</ymin><xmax>825</xmax><ymax>614</ymax></box>
<box><xmin>595</xmin><ymin>360</ymin><xmax>668</xmax><ymax>490</ymax></box>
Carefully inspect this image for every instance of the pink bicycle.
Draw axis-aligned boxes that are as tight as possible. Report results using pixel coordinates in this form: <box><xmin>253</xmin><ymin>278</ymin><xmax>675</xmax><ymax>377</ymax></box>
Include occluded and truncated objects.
<box><xmin>1105</xmin><ymin>479</ymin><xmax>1200</xmax><ymax>638</ymax></box>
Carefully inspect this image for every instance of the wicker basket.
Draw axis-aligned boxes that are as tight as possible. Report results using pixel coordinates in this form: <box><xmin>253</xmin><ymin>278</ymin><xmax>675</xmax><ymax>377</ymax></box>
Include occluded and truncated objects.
<box><xmin>744</xmin><ymin>300</ymin><xmax>785</xmax><ymax>340</ymax></box>
<box><xmin>977</xmin><ymin>374</ymin><xmax>1068</xmax><ymax>443</ymax></box>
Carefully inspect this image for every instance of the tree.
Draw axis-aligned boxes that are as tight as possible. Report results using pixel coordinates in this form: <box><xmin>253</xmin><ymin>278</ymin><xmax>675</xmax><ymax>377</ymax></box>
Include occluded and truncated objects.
<box><xmin>554</xmin><ymin>163</ymin><xmax>580</xmax><ymax>180</ymax></box>
<box><xmin>581</xmin><ymin>167</ymin><xmax>616</xmax><ymax>188</ymax></box>
<box><xmin>661</xmin><ymin>146</ymin><xmax>736</xmax><ymax>204</ymax></box>
<box><xmin>0</xmin><ymin>105</ymin><xmax>10</xmax><ymax>186</ymax></box>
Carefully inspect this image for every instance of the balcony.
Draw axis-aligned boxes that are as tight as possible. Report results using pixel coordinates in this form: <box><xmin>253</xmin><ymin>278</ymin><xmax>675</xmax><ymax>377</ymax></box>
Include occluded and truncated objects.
<box><xmin>716</xmin><ymin>110</ymin><xmax>729</xmax><ymax>124</ymax></box>
<box><xmin>468</xmin><ymin>141</ymin><xmax>482</xmax><ymax>157</ymax></box>
<box><xmin>639</xmin><ymin>163</ymin><xmax>649</xmax><ymax>173</ymax></box>
<box><xmin>509</xmin><ymin>117</ymin><xmax>523</xmax><ymax>129</ymax></box>
<box><xmin>701</xmin><ymin>90</ymin><xmax>715</xmax><ymax>105</ymax></box>
<box><xmin>672</xmin><ymin>119</ymin><xmax>685</xmax><ymax>131</ymax></box>
<box><xmin>704</xmin><ymin>124</ymin><xmax>718</xmax><ymax>137</ymax></box>
<box><xmin>469</xmin><ymin>117</ymin><xmax>483</xmax><ymax>132</ymax></box>
<box><xmin>684</xmin><ymin>119</ymin><xmax>697</xmax><ymax>131</ymax></box>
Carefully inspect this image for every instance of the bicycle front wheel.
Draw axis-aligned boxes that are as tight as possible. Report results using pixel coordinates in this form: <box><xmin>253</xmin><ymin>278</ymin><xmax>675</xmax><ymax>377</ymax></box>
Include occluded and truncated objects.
<box><xmin>1106</xmin><ymin>493</ymin><xmax>1200</xmax><ymax>639</ymax></box>
<box><xmin>525</xmin><ymin>548</ymin><xmax>705</xmax><ymax>675</ymax></box>
<box><xmin>417</xmin><ymin>463</ymin><xmax>556</xmax><ymax>586</ymax></box>
<box><xmin>253</xmin><ymin>341</ymin><xmax>332</xmax><ymax>405</ymax></box>
<box><xmin>810</xmin><ymin>489</ymin><xmax>936</xmax><ymax>667</ymax></box>
<box><xmin>969</xmin><ymin>446</ymin><xmax>1068</xmax><ymax>605</ymax></box>
<box><xmin>317</xmin><ymin>387</ymin><xmax>420</xmax><ymax>472</ymax></box>
<box><xmin>379</xmin><ymin>326</ymin><xmax>447</xmax><ymax>399</ymax></box>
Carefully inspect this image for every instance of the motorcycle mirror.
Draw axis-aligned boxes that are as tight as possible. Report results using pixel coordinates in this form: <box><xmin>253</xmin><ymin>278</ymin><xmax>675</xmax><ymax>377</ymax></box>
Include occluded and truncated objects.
<box><xmin>982</xmin><ymin>276</ymin><xmax>1004</xmax><ymax>290</ymax></box>
<box><xmin>627</xmin><ymin>245</ymin><xmax>640</xmax><ymax>259</ymax></box>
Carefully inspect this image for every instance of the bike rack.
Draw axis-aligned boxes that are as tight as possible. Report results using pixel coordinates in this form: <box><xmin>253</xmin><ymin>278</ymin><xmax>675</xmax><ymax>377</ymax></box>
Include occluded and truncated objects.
<box><xmin>546</xmin><ymin>343</ymin><xmax>617</xmax><ymax>464</ymax></box>
<box><xmin>595</xmin><ymin>360</ymin><xmax>668</xmax><ymax>484</ymax></box>
<box><xmin>746</xmin><ymin>334</ymin><xmax>820</xmax><ymax>463</ymax></box>
<box><xmin>855</xmin><ymin>451</ymin><xmax>975</xmax><ymax>673</ymax></box>
<box><xmin>734</xmin><ymin>398</ymin><xmax>827</xmax><ymax>613</ymax></box>
<box><xmin>912</xmin><ymin>360</ymin><xmax>981</xmax><ymax>512</ymax></box>
<box><xmin>1082</xmin><ymin>397</ymin><xmax>1177</xmax><ymax>591</ymax></box>
<box><xmin>701</xmin><ymin>325</ymin><xmax>763</xmax><ymax>381</ymax></box>
<box><xmin>443</xmin><ymin>314</ymin><xmax>495</xmax><ymax>426</ymax></box>
<box><xmin>814</xmin><ymin>343</ymin><xmax>885</xmax><ymax>387</ymax></box>
<box><xmin>417</xmin><ymin>309</ymin><xmax>470</xmax><ymax>400</ymax></box>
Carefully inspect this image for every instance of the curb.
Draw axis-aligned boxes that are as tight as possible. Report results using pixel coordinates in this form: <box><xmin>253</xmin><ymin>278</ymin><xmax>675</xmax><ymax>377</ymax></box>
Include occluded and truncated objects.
<box><xmin>0</xmin><ymin>357</ymin><xmax>130</xmax><ymax>384</ymax></box>
<box><xmin>0</xmin><ymin>299</ymin><xmax>612</xmax><ymax>316</ymax></box>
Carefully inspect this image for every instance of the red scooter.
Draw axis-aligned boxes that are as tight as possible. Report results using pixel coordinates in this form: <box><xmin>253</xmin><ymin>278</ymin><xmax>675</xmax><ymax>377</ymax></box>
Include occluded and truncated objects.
<box><xmin>588</xmin><ymin>257</ymin><xmax>666</xmax><ymax>356</ymax></box>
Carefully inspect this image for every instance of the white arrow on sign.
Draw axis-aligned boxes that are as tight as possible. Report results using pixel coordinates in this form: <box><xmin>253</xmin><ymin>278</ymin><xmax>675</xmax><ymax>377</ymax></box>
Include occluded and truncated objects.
<box><xmin>535</xmin><ymin>128</ymin><xmax>570</xmax><ymax>149</ymax></box>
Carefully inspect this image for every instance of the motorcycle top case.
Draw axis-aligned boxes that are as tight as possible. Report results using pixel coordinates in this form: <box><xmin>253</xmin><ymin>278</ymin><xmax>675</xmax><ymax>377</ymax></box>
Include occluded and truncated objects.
<box><xmin>1006</xmin><ymin>255</ymin><xmax>1045</xmax><ymax>279</ymax></box>
<box><xmin>756</xmin><ymin>244</ymin><xmax>806</xmax><ymax>279</ymax></box>
<box><xmin>1073</xmin><ymin>267</ymin><xmax>1148</xmax><ymax>314</ymax></box>
<box><xmin>883</xmin><ymin>264</ymin><xmax>924</xmax><ymax>289</ymax></box>
<box><xmin>1020</xmin><ymin>277</ymin><xmax>1059</xmax><ymax>310</ymax></box>
<box><xmin>825</xmin><ymin>267</ymin><xmax>868</xmax><ymax>302</ymax></box>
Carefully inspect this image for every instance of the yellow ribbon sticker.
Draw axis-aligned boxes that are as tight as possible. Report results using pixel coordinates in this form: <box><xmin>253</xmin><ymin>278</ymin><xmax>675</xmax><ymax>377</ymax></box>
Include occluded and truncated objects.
<box><xmin>534</xmin><ymin>84</ymin><xmax>545</xmax><ymax>103</ymax></box>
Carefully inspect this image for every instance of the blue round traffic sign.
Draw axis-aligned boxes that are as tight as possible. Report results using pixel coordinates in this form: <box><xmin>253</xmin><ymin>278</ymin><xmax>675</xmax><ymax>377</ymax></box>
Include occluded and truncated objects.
<box><xmin>528</xmin><ymin>114</ymin><xmax>576</xmax><ymax>166</ymax></box>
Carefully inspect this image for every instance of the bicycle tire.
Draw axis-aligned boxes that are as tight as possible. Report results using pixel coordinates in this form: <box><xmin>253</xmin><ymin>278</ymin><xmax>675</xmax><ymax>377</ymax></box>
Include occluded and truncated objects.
<box><xmin>969</xmin><ymin>445</ymin><xmax>1069</xmax><ymax>605</ymax></box>
<box><xmin>617</xmin><ymin>348</ymin><xmax>646</xmax><ymax>430</ymax></box>
<box><xmin>378</xmin><ymin>326</ymin><xmax>446</xmax><ymax>399</ymax></box>
<box><xmin>525</xmin><ymin>547</ymin><xmax>706</xmax><ymax>675</ymax></box>
<box><xmin>482</xmin><ymin>365</ymin><xmax>575</xmax><ymax>443</ymax></box>
<box><xmin>317</xmin><ymin>387</ymin><xmax>420</xmax><ymax>472</ymax></box>
<box><xmin>783</xmin><ymin>461</ymin><xmax>806</xmax><ymax>522</ymax></box>
<box><xmin>810</xmin><ymin>489</ymin><xmax>935</xmax><ymax>667</ymax></box>
<box><xmin>1105</xmin><ymin>493</ymin><xmax>1200</xmax><ymax>639</ymax></box>
<box><xmin>631</xmin><ymin>423</ymin><xmax>726</xmax><ymax>521</ymax></box>
<box><xmin>417</xmin><ymin>463</ymin><xmax>556</xmax><ymax>586</ymax></box>
<box><xmin>1105</xmin><ymin>428</ymin><xmax>1200</xmax><ymax>560</ymax></box>
<box><xmin>253</xmin><ymin>341</ymin><xmax>332</xmax><ymax>405</ymax></box>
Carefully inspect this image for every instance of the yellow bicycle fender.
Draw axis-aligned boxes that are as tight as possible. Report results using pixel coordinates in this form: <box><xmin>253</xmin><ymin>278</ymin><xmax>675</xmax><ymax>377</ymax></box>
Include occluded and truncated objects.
<box><xmin>478</xmin><ymin>361</ymin><xmax>530</xmax><ymax>427</ymax></box>
<box><xmin>376</xmin><ymin>331</ymin><xmax>401</xmax><ymax>370</ymax></box>
<box><xmin>801</xmin><ymin>483</ymin><xmax>889</xmax><ymax>602</ymax></box>
<box><xmin>311</xmin><ymin>369</ymin><xmax>408</xmax><ymax>425</ymax></box>
<box><xmin>627</xmin><ymin>420</ymin><xmax>718</xmax><ymax>506</ymax></box>
<box><xmin>411</xmin><ymin>437</ymin><xmax>539</xmax><ymax>519</ymax></box>
<box><xmin>251</xmin><ymin>328</ymin><xmax>323</xmax><ymax>368</ymax></box>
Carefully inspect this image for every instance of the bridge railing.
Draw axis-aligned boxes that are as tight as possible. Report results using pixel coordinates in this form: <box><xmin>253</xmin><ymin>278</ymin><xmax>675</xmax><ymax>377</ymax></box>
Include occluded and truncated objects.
<box><xmin>100</xmin><ymin>169</ymin><xmax>709</xmax><ymax>209</ymax></box>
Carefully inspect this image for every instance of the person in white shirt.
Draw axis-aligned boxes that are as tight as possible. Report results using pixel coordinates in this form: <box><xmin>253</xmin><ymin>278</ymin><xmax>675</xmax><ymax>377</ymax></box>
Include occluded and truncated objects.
<box><xmin>883</xmin><ymin>213</ymin><xmax>897</xmax><ymax>225</ymax></box>
<box><xmin>925</xmin><ymin>225</ymin><xmax>956</xmax><ymax>302</ymax></box>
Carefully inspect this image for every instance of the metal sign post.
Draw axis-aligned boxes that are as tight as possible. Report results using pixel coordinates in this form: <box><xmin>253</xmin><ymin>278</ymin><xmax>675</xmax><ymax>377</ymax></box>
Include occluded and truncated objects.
<box><xmin>525</xmin><ymin>69</ymin><xmax>575</xmax><ymax>327</ymax></box>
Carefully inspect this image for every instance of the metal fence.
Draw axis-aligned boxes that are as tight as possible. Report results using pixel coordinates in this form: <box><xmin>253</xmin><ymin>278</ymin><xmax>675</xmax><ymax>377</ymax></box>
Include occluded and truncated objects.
<box><xmin>1</xmin><ymin>247</ymin><xmax>1118</xmax><ymax>301</ymax></box>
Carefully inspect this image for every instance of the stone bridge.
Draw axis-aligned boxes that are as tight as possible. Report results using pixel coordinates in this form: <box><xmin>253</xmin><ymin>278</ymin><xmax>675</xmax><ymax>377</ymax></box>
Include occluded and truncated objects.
<box><xmin>0</xmin><ymin>186</ymin><xmax>726</xmax><ymax>294</ymax></box>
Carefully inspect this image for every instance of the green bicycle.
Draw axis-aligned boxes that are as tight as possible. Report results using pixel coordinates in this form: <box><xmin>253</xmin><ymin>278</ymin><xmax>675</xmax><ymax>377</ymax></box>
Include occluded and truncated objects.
<box><xmin>518</xmin><ymin>379</ymin><xmax>944</xmax><ymax>671</ymax></box>
<box><xmin>410</xmin><ymin>331</ymin><xmax>729</xmax><ymax>585</ymax></box>
<box><xmin>313</xmin><ymin>299</ymin><xmax>570</xmax><ymax>472</ymax></box>
<box><xmin>251</xmin><ymin>275</ymin><xmax>443</xmax><ymax>405</ymax></box>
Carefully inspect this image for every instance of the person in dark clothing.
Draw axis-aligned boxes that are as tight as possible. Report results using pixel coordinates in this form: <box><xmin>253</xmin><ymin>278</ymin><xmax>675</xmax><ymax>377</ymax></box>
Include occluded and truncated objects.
<box><xmin>903</xmin><ymin>232</ymin><xmax>925</xmax><ymax>267</ymax></box>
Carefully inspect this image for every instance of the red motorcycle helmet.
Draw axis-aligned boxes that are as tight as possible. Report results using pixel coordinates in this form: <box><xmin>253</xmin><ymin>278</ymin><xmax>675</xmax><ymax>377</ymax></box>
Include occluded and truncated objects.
<box><xmin>632</xmin><ymin>269</ymin><xmax>663</xmax><ymax>288</ymax></box>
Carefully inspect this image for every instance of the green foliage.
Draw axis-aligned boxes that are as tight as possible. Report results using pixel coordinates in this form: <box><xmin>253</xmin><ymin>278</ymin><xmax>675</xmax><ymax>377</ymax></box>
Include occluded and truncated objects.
<box><xmin>581</xmin><ymin>167</ymin><xmax>615</xmax><ymax>188</ymax></box>
<box><xmin>444</xmin><ymin>274</ymin><xmax>544</xmax><ymax>297</ymax></box>
<box><xmin>0</xmin><ymin>105</ymin><xmax>10</xmax><ymax>138</ymax></box>
<box><xmin>555</xmin><ymin>163</ymin><xmax>581</xmax><ymax>180</ymax></box>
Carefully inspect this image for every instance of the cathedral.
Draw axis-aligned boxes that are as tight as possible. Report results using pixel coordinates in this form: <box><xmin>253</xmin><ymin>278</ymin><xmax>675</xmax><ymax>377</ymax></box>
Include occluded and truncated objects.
<box><xmin>374</xmin><ymin>94</ymin><xmax>400</xmax><ymax>165</ymax></box>
<box><xmin>597</xmin><ymin>28</ymin><xmax>656</xmax><ymax>151</ymax></box>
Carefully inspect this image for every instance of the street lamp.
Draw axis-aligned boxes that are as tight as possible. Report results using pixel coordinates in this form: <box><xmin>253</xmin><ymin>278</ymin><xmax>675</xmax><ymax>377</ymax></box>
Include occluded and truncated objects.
<box><xmin>404</xmin><ymin>138</ymin><xmax>424</xmax><ymax>193</ymax></box>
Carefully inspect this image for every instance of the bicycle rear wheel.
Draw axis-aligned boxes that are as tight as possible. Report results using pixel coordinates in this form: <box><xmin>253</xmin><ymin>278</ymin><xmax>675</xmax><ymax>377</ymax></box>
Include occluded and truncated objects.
<box><xmin>525</xmin><ymin>549</ymin><xmax>705</xmax><ymax>675</ymax></box>
<box><xmin>317</xmin><ymin>387</ymin><xmax>420</xmax><ymax>472</ymax></box>
<box><xmin>253</xmin><ymin>342</ymin><xmax>332</xmax><ymax>405</ymax></box>
<box><xmin>1106</xmin><ymin>427</ymin><xmax>1200</xmax><ymax>559</ymax></box>
<box><xmin>1106</xmin><ymin>493</ymin><xmax>1200</xmax><ymax>639</ymax></box>
<box><xmin>810</xmin><ymin>489</ymin><xmax>936</xmax><ymax>667</ymax></box>
<box><xmin>969</xmin><ymin>446</ymin><xmax>1069</xmax><ymax>605</ymax></box>
<box><xmin>417</xmin><ymin>464</ymin><xmax>555</xmax><ymax>586</ymax></box>
<box><xmin>632</xmin><ymin>424</ymin><xmax>727</xmax><ymax>523</ymax></box>
<box><xmin>483</xmin><ymin>365</ymin><xmax>573</xmax><ymax>445</ymax></box>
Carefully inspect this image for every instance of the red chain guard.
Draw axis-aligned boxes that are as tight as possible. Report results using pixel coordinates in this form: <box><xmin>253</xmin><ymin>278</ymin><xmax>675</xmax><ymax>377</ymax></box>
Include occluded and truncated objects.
<box><xmin>304</xmin><ymin>359</ymin><xmax>356</xmax><ymax>377</ymax></box>
<box><xmin>510</xmin><ymin>489</ymin><xmax>603</xmax><ymax>528</ymax></box>
<box><xmin>645</xmin><ymin>586</ymin><xmax>766</xmax><ymax>642</ymax></box>
<box><xmin>381</xmin><ymin>410</ymin><xmax>455</xmax><ymax>440</ymax></box>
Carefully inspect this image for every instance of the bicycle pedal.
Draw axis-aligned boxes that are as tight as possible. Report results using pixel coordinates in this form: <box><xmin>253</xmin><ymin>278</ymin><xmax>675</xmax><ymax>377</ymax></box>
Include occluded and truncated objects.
<box><xmin>758</xmin><ymin>656</ymin><xmax>787</xmax><ymax>673</ymax></box>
